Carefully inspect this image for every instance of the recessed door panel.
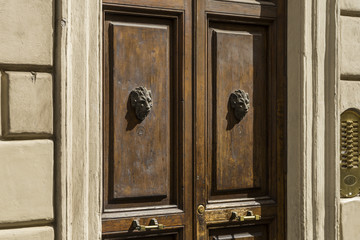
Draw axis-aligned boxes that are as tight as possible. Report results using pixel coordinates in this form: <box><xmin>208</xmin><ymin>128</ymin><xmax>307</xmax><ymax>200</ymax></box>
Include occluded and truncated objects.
<box><xmin>103</xmin><ymin>0</ymin><xmax>185</xmax><ymax>9</ymax></box>
<box><xmin>103</xmin><ymin>232</ymin><xmax>180</xmax><ymax>240</ymax></box>
<box><xmin>104</xmin><ymin>236</ymin><xmax>176</xmax><ymax>240</ymax></box>
<box><xmin>103</xmin><ymin>6</ymin><xmax>192</xmax><ymax>238</ymax></box>
<box><xmin>210</xmin><ymin>225</ymin><xmax>267</xmax><ymax>240</ymax></box>
<box><xmin>208</xmin><ymin>25</ymin><xmax>268</xmax><ymax>198</ymax></box>
<box><xmin>103</xmin><ymin>11</ymin><xmax>185</xmax><ymax>211</ymax></box>
<box><xmin>111</xmin><ymin>22</ymin><xmax>170</xmax><ymax>201</ymax></box>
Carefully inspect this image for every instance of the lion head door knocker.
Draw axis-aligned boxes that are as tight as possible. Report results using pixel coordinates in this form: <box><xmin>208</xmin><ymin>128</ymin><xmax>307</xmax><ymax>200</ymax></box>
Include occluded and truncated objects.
<box><xmin>130</xmin><ymin>86</ymin><xmax>153</xmax><ymax>121</ymax></box>
<box><xmin>229</xmin><ymin>89</ymin><xmax>250</xmax><ymax>121</ymax></box>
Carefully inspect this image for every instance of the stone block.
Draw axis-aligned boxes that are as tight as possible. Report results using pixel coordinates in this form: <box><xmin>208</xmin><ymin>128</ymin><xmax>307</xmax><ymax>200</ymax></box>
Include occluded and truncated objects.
<box><xmin>340</xmin><ymin>198</ymin><xmax>360</xmax><ymax>240</ymax></box>
<box><xmin>0</xmin><ymin>0</ymin><xmax>53</xmax><ymax>65</ymax></box>
<box><xmin>339</xmin><ymin>81</ymin><xmax>360</xmax><ymax>113</ymax></box>
<box><xmin>341</xmin><ymin>16</ymin><xmax>360</xmax><ymax>77</ymax></box>
<box><xmin>0</xmin><ymin>140</ymin><xmax>53</xmax><ymax>223</ymax></box>
<box><xmin>341</xmin><ymin>0</ymin><xmax>360</xmax><ymax>12</ymax></box>
<box><xmin>2</xmin><ymin>71</ymin><xmax>53</xmax><ymax>137</ymax></box>
<box><xmin>0</xmin><ymin>227</ymin><xmax>54</xmax><ymax>240</ymax></box>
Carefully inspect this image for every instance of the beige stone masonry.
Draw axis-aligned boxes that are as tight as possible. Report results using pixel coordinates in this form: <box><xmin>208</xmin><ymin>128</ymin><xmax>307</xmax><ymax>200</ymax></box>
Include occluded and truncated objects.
<box><xmin>340</xmin><ymin>16</ymin><xmax>360</xmax><ymax>77</ymax></box>
<box><xmin>0</xmin><ymin>0</ymin><xmax>53</xmax><ymax>65</ymax></box>
<box><xmin>0</xmin><ymin>226</ymin><xmax>54</xmax><ymax>240</ymax></box>
<box><xmin>340</xmin><ymin>198</ymin><xmax>360</xmax><ymax>240</ymax></box>
<box><xmin>341</xmin><ymin>0</ymin><xmax>360</xmax><ymax>12</ymax></box>
<box><xmin>339</xmin><ymin>81</ymin><xmax>360</xmax><ymax>112</ymax></box>
<box><xmin>0</xmin><ymin>140</ymin><xmax>53</xmax><ymax>224</ymax></box>
<box><xmin>1</xmin><ymin>71</ymin><xmax>53</xmax><ymax>137</ymax></box>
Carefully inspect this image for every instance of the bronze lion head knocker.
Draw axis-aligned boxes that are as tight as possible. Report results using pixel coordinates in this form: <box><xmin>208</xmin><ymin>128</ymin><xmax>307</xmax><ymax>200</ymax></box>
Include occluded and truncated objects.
<box><xmin>130</xmin><ymin>86</ymin><xmax>153</xmax><ymax>121</ymax></box>
<box><xmin>229</xmin><ymin>89</ymin><xmax>250</xmax><ymax>121</ymax></box>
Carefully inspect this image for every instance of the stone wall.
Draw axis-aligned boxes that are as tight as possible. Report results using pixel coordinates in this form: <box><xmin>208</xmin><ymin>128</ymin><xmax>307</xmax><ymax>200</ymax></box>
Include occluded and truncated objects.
<box><xmin>0</xmin><ymin>0</ymin><xmax>54</xmax><ymax>239</ymax></box>
<box><xmin>340</xmin><ymin>0</ymin><xmax>360</xmax><ymax>239</ymax></box>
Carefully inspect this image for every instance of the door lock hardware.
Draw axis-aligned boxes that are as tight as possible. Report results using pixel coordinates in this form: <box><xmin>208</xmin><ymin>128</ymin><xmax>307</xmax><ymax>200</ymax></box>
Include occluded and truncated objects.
<box><xmin>230</xmin><ymin>211</ymin><xmax>261</xmax><ymax>221</ymax></box>
<box><xmin>197</xmin><ymin>204</ymin><xmax>205</xmax><ymax>215</ymax></box>
<box><xmin>340</xmin><ymin>109</ymin><xmax>360</xmax><ymax>198</ymax></box>
<box><xmin>131</xmin><ymin>218</ymin><xmax>164</xmax><ymax>231</ymax></box>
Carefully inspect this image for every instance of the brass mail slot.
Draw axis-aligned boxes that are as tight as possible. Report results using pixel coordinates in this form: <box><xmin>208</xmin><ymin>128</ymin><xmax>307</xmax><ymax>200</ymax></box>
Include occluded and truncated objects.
<box><xmin>341</xmin><ymin>109</ymin><xmax>360</xmax><ymax>198</ymax></box>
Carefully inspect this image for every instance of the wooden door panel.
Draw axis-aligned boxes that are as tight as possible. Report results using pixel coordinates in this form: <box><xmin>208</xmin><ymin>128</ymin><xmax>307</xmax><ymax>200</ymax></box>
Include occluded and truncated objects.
<box><xmin>208</xmin><ymin>24</ymin><xmax>268</xmax><ymax>198</ymax></box>
<box><xmin>102</xmin><ymin>214</ymin><xmax>184</xmax><ymax>233</ymax></box>
<box><xmin>110</xmin><ymin>21</ymin><xmax>171</xmax><ymax>202</ymax></box>
<box><xmin>211</xmin><ymin>233</ymin><xmax>263</xmax><ymax>239</ymax></box>
<box><xmin>103</xmin><ymin>230</ymin><xmax>182</xmax><ymax>240</ymax></box>
<box><xmin>213</xmin><ymin>0</ymin><xmax>272</xmax><ymax>3</ymax></box>
<box><xmin>208</xmin><ymin>0</ymin><xmax>274</xmax><ymax>5</ymax></box>
<box><xmin>195</xmin><ymin>0</ymin><xmax>286</xmax><ymax>238</ymax></box>
<box><xmin>103</xmin><ymin>5</ymin><xmax>193</xmax><ymax>237</ymax></box>
<box><xmin>103</xmin><ymin>0</ymin><xmax>185</xmax><ymax>10</ymax></box>
<box><xmin>209</xmin><ymin>225</ymin><xmax>267</xmax><ymax>240</ymax></box>
<box><xmin>104</xmin><ymin>13</ymin><xmax>182</xmax><ymax>210</ymax></box>
<box><xmin>115</xmin><ymin>236</ymin><xmax>176</xmax><ymax>240</ymax></box>
<box><xmin>206</xmin><ymin>2</ymin><xmax>277</xmax><ymax>19</ymax></box>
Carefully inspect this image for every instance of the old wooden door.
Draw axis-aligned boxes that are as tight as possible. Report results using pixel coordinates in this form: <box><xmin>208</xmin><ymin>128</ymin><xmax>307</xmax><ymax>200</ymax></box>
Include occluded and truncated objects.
<box><xmin>102</xmin><ymin>0</ymin><xmax>286</xmax><ymax>239</ymax></box>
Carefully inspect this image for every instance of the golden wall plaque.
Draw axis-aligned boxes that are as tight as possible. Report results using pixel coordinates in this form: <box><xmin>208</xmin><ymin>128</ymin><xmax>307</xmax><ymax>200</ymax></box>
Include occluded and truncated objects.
<box><xmin>341</xmin><ymin>109</ymin><xmax>360</xmax><ymax>198</ymax></box>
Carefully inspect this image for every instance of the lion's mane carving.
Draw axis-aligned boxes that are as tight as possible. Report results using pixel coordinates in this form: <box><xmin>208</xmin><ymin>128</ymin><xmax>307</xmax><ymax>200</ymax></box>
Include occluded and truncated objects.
<box><xmin>130</xmin><ymin>86</ymin><xmax>153</xmax><ymax>121</ymax></box>
<box><xmin>229</xmin><ymin>89</ymin><xmax>250</xmax><ymax>121</ymax></box>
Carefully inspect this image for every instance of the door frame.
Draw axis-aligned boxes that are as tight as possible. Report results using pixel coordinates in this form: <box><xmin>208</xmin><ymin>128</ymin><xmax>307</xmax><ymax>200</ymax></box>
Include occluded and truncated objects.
<box><xmin>55</xmin><ymin>0</ymin><xmax>340</xmax><ymax>239</ymax></box>
<box><xmin>287</xmin><ymin>0</ymin><xmax>340</xmax><ymax>239</ymax></box>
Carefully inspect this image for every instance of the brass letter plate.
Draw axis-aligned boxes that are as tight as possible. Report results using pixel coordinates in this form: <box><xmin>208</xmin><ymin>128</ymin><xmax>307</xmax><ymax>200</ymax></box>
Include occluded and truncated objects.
<box><xmin>341</xmin><ymin>109</ymin><xmax>360</xmax><ymax>198</ymax></box>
